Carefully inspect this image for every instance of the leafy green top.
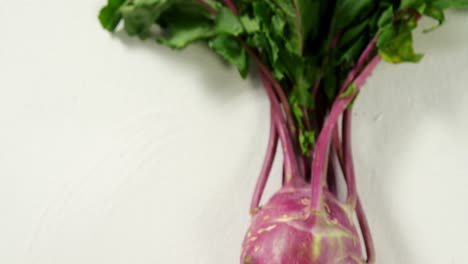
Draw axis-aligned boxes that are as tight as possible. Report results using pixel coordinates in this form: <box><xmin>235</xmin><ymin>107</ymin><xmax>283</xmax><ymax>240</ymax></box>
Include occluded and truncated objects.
<box><xmin>99</xmin><ymin>0</ymin><xmax>467</xmax><ymax>154</ymax></box>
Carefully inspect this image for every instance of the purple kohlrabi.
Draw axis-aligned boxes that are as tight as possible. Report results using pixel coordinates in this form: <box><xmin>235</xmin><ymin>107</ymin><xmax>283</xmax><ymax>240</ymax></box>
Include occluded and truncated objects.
<box><xmin>241</xmin><ymin>183</ymin><xmax>364</xmax><ymax>264</ymax></box>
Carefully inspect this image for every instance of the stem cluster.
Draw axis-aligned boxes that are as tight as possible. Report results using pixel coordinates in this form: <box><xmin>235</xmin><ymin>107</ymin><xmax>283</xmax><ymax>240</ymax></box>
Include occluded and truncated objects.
<box><xmin>228</xmin><ymin>1</ymin><xmax>379</xmax><ymax>262</ymax></box>
<box><xmin>249</xmin><ymin>35</ymin><xmax>380</xmax><ymax>264</ymax></box>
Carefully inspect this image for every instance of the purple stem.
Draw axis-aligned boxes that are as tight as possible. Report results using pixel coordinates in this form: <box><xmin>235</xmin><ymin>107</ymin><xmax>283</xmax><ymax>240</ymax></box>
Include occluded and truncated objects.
<box><xmin>356</xmin><ymin>37</ymin><xmax>378</xmax><ymax>75</ymax></box>
<box><xmin>274</xmin><ymin>101</ymin><xmax>302</xmax><ymax>186</ymax></box>
<box><xmin>260</xmin><ymin>73</ymin><xmax>302</xmax><ymax>185</ymax></box>
<box><xmin>310</xmin><ymin>55</ymin><xmax>380</xmax><ymax>210</ymax></box>
<box><xmin>343</xmin><ymin>108</ymin><xmax>375</xmax><ymax>262</ymax></box>
<box><xmin>249</xmin><ymin>108</ymin><xmax>278</xmax><ymax>214</ymax></box>
<box><xmin>245</xmin><ymin>46</ymin><xmax>298</xmax><ymax>146</ymax></box>
<box><xmin>224</xmin><ymin>0</ymin><xmax>239</xmax><ymax>15</ymax></box>
<box><xmin>343</xmin><ymin>110</ymin><xmax>357</xmax><ymax>206</ymax></box>
<box><xmin>309</xmin><ymin>37</ymin><xmax>378</xmax><ymax>209</ymax></box>
<box><xmin>357</xmin><ymin>197</ymin><xmax>375</xmax><ymax>263</ymax></box>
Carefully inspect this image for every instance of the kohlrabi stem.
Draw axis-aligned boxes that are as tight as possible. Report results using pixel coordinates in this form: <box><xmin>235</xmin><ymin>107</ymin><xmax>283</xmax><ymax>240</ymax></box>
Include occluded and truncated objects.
<box><xmin>275</xmin><ymin>110</ymin><xmax>301</xmax><ymax>185</ymax></box>
<box><xmin>330</xmin><ymin>114</ymin><xmax>375</xmax><ymax>262</ymax></box>
<box><xmin>310</xmin><ymin>37</ymin><xmax>378</xmax><ymax>209</ymax></box>
<box><xmin>224</xmin><ymin>0</ymin><xmax>238</xmax><ymax>15</ymax></box>
<box><xmin>354</xmin><ymin>57</ymin><xmax>381</xmax><ymax>87</ymax></box>
<box><xmin>356</xmin><ymin>37</ymin><xmax>378</xmax><ymax>73</ymax></box>
<box><xmin>343</xmin><ymin>110</ymin><xmax>357</xmax><ymax>206</ymax></box>
<box><xmin>260</xmin><ymin>72</ymin><xmax>302</xmax><ymax>185</ymax></box>
<box><xmin>245</xmin><ymin>45</ymin><xmax>298</xmax><ymax>143</ymax></box>
<box><xmin>344</xmin><ymin>111</ymin><xmax>375</xmax><ymax>263</ymax></box>
<box><xmin>250</xmin><ymin>109</ymin><xmax>278</xmax><ymax>214</ymax></box>
<box><xmin>357</xmin><ymin>196</ymin><xmax>375</xmax><ymax>264</ymax></box>
<box><xmin>310</xmin><ymin>55</ymin><xmax>380</xmax><ymax>210</ymax></box>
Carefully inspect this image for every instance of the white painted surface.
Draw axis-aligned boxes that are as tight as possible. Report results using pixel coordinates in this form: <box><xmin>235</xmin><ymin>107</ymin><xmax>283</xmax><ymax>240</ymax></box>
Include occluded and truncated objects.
<box><xmin>0</xmin><ymin>2</ymin><xmax>467</xmax><ymax>263</ymax></box>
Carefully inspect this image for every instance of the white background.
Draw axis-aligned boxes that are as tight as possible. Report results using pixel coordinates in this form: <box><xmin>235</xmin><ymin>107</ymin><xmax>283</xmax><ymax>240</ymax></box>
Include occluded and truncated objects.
<box><xmin>1</xmin><ymin>1</ymin><xmax>467</xmax><ymax>263</ymax></box>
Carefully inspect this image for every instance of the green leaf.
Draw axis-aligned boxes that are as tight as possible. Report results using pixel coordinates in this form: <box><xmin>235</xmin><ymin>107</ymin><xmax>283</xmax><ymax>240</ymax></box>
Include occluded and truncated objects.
<box><xmin>294</xmin><ymin>0</ymin><xmax>321</xmax><ymax>50</ymax></box>
<box><xmin>299</xmin><ymin>130</ymin><xmax>315</xmax><ymax>155</ymax></box>
<box><xmin>155</xmin><ymin>2</ymin><xmax>215</xmax><ymax>48</ymax></box>
<box><xmin>209</xmin><ymin>35</ymin><xmax>250</xmax><ymax>78</ymax></box>
<box><xmin>340</xmin><ymin>83</ymin><xmax>357</xmax><ymax>98</ymax></box>
<box><xmin>266</xmin><ymin>32</ymin><xmax>280</xmax><ymax>63</ymax></box>
<box><xmin>377</xmin><ymin>21</ymin><xmax>423</xmax><ymax>63</ymax></box>
<box><xmin>378</xmin><ymin>6</ymin><xmax>394</xmax><ymax>28</ymax></box>
<box><xmin>266</xmin><ymin>0</ymin><xmax>300</xmax><ymax>54</ymax></box>
<box><xmin>292</xmin><ymin>84</ymin><xmax>314</xmax><ymax>107</ymax></box>
<box><xmin>431</xmin><ymin>0</ymin><xmax>468</xmax><ymax>9</ymax></box>
<box><xmin>333</xmin><ymin>0</ymin><xmax>374</xmax><ymax>31</ymax></box>
<box><xmin>99</xmin><ymin>0</ymin><xmax>464</xmax><ymax>152</ymax></box>
<box><xmin>423</xmin><ymin>4</ymin><xmax>446</xmax><ymax>32</ymax></box>
<box><xmin>134</xmin><ymin>0</ymin><xmax>162</xmax><ymax>5</ymax></box>
<box><xmin>215</xmin><ymin>7</ymin><xmax>244</xmax><ymax>36</ymax></box>
<box><xmin>198</xmin><ymin>0</ymin><xmax>223</xmax><ymax>10</ymax></box>
<box><xmin>240</xmin><ymin>16</ymin><xmax>260</xmax><ymax>34</ymax></box>
<box><xmin>339</xmin><ymin>19</ymin><xmax>369</xmax><ymax>48</ymax></box>
<box><xmin>120</xmin><ymin>2</ymin><xmax>173</xmax><ymax>39</ymax></box>
<box><xmin>400</xmin><ymin>0</ymin><xmax>427</xmax><ymax>13</ymax></box>
<box><xmin>252</xmin><ymin>1</ymin><xmax>271</xmax><ymax>25</ymax></box>
<box><xmin>323</xmin><ymin>64</ymin><xmax>338</xmax><ymax>101</ymax></box>
<box><xmin>135</xmin><ymin>0</ymin><xmax>165</xmax><ymax>6</ymax></box>
<box><xmin>339</xmin><ymin>35</ymin><xmax>367</xmax><ymax>65</ymax></box>
<box><xmin>99</xmin><ymin>0</ymin><xmax>126</xmax><ymax>31</ymax></box>
<box><xmin>271</xmin><ymin>15</ymin><xmax>286</xmax><ymax>37</ymax></box>
<box><xmin>290</xmin><ymin>97</ymin><xmax>304</xmax><ymax>129</ymax></box>
<box><xmin>158</xmin><ymin>24</ymin><xmax>214</xmax><ymax>49</ymax></box>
